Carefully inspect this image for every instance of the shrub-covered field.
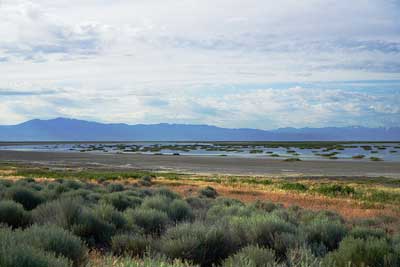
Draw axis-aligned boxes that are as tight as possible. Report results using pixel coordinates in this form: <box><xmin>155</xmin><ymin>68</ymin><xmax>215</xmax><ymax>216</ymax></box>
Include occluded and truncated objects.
<box><xmin>0</xmin><ymin>172</ymin><xmax>399</xmax><ymax>267</ymax></box>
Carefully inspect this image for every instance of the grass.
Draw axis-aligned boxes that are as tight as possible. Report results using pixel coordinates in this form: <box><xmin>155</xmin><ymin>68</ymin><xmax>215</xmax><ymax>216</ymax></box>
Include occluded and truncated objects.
<box><xmin>370</xmin><ymin>157</ymin><xmax>383</xmax><ymax>161</ymax></box>
<box><xmin>6</xmin><ymin>166</ymin><xmax>181</xmax><ymax>181</ymax></box>
<box><xmin>283</xmin><ymin>158</ymin><xmax>301</xmax><ymax>162</ymax></box>
<box><xmin>279</xmin><ymin>182</ymin><xmax>308</xmax><ymax>192</ymax></box>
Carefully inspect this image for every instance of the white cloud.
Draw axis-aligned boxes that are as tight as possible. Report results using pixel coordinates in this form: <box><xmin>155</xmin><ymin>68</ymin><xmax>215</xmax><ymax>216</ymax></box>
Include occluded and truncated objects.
<box><xmin>0</xmin><ymin>0</ymin><xmax>399</xmax><ymax>127</ymax></box>
<box><xmin>1</xmin><ymin>85</ymin><xmax>399</xmax><ymax>128</ymax></box>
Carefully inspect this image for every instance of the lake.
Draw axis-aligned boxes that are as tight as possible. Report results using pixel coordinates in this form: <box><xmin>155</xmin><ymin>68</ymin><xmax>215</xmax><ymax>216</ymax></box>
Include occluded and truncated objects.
<box><xmin>0</xmin><ymin>142</ymin><xmax>399</xmax><ymax>162</ymax></box>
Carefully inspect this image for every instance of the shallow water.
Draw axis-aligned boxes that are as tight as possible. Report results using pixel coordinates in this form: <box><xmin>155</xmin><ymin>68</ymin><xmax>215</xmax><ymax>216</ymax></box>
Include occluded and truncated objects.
<box><xmin>1</xmin><ymin>142</ymin><xmax>399</xmax><ymax>162</ymax></box>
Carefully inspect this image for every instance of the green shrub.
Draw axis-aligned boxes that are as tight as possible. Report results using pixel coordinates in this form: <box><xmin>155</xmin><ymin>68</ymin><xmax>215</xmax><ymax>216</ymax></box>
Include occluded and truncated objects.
<box><xmin>301</xmin><ymin>210</ymin><xmax>344</xmax><ymax>225</ymax></box>
<box><xmin>0</xmin><ymin>200</ymin><xmax>31</xmax><ymax>228</ymax></box>
<box><xmin>0</xmin><ymin>179</ymin><xmax>13</xmax><ymax>188</ymax></box>
<box><xmin>32</xmin><ymin>198</ymin><xmax>82</xmax><ymax>228</ymax></box>
<box><xmin>138</xmin><ymin>176</ymin><xmax>153</xmax><ymax>187</ymax></box>
<box><xmin>33</xmin><ymin>198</ymin><xmax>114</xmax><ymax>246</ymax></box>
<box><xmin>316</xmin><ymin>184</ymin><xmax>355</xmax><ymax>197</ymax></box>
<box><xmin>87</xmin><ymin>255</ymin><xmax>196</xmax><ymax>267</ymax></box>
<box><xmin>214</xmin><ymin>197</ymin><xmax>243</xmax><ymax>206</ymax></box>
<box><xmin>53</xmin><ymin>184</ymin><xmax>70</xmax><ymax>196</ymax></box>
<box><xmin>199</xmin><ymin>186</ymin><xmax>218</xmax><ymax>198</ymax></box>
<box><xmin>324</xmin><ymin>237</ymin><xmax>398</xmax><ymax>267</ymax></box>
<box><xmin>207</xmin><ymin>203</ymin><xmax>256</xmax><ymax>222</ymax></box>
<box><xmin>126</xmin><ymin>208</ymin><xmax>169</xmax><ymax>235</ymax></box>
<box><xmin>6</xmin><ymin>187</ymin><xmax>44</xmax><ymax>210</ymax></box>
<box><xmin>167</xmin><ymin>199</ymin><xmax>194</xmax><ymax>222</ymax></box>
<box><xmin>0</xmin><ymin>227</ymin><xmax>72</xmax><ymax>267</ymax></box>
<box><xmin>72</xmin><ymin>209</ymin><xmax>115</xmax><ymax>246</ymax></box>
<box><xmin>222</xmin><ymin>245</ymin><xmax>277</xmax><ymax>267</ymax></box>
<box><xmin>287</xmin><ymin>247</ymin><xmax>322</xmax><ymax>267</ymax></box>
<box><xmin>252</xmin><ymin>201</ymin><xmax>281</xmax><ymax>213</ymax></box>
<box><xmin>111</xmin><ymin>234</ymin><xmax>150</xmax><ymax>257</ymax></box>
<box><xmin>107</xmin><ymin>183</ymin><xmax>125</xmax><ymax>192</ymax></box>
<box><xmin>63</xmin><ymin>180</ymin><xmax>83</xmax><ymax>190</ymax></box>
<box><xmin>102</xmin><ymin>192</ymin><xmax>142</xmax><ymax>211</ymax></box>
<box><xmin>349</xmin><ymin>226</ymin><xmax>386</xmax><ymax>240</ymax></box>
<box><xmin>161</xmin><ymin>222</ymin><xmax>236</xmax><ymax>267</ymax></box>
<box><xmin>279</xmin><ymin>182</ymin><xmax>308</xmax><ymax>192</ymax></box>
<box><xmin>155</xmin><ymin>187</ymin><xmax>180</xmax><ymax>200</ymax></box>
<box><xmin>23</xmin><ymin>224</ymin><xmax>87</xmax><ymax>267</ymax></box>
<box><xmin>186</xmin><ymin>196</ymin><xmax>211</xmax><ymax>210</ymax></box>
<box><xmin>141</xmin><ymin>195</ymin><xmax>171</xmax><ymax>212</ymax></box>
<box><xmin>245</xmin><ymin>214</ymin><xmax>297</xmax><ymax>258</ymax></box>
<box><xmin>303</xmin><ymin>218</ymin><xmax>347</xmax><ymax>256</ymax></box>
<box><xmin>185</xmin><ymin>197</ymin><xmax>211</xmax><ymax>220</ymax></box>
<box><xmin>94</xmin><ymin>204</ymin><xmax>127</xmax><ymax>230</ymax></box>
<box><xmin>60</xmin><ymin>189</ymin><xmax>94</xmax><ymax>202</ymax></box>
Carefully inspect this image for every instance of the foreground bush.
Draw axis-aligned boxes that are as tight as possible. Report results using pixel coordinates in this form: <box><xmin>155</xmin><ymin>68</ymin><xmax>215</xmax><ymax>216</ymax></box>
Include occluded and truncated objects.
<box><xmin>141</xmin><ymin>195</ymin><xmax>170</xmax><ymax>212</ymax></box>
<box><xmin>348</xmin><ymin>226</ymin><xmax>386</xmax><ymax>240</ymax></box>
<box><xmin>0</xmin><ymin>227</ymin><xmax>72</xmax><ymax>267</ymax></box>
<box><xmin>32</xmin><ymin>197</ymin><xmax>82</xmax><ymax>228</ymax></box>
<box><xmin>287</xmin><ymin>247</ymin><xmax>322</xmax><ymax>267</ymax></box>
<box><xmin>234</xmin><ymin>214</ymin><xmax>297</xmax><ymax>258</ymax></box>
<box><xmin>303</xmin><ymin>218</ymin><xmax>347</xmax><ymax>256</ymax></box>
<box><xmin>111</xmin><ymin>233</ymin><xmax>150</xmax><ymax>257</ymax></box>
<box><xmin>2</xmin><ymin>177</ymin><xmax>400</xmax><ymax>267</ymax></box>
<box><xmin>126</xmin><ymin>208</ymin><xmax>169</xmax><ymax>235</ymax></box>
<box><xmin>161</xmin><ymin>222</ymin><xmax>236</xmax><ymax>267</ymax></box>
<box><xmin>222</xmin><ymin>245</ymin><xmax>277</xmax><ymax>267</ymax></box>
<box><xmin>167</xmin><ymin>199</ymin><xmax>194</xmax><ymax>222</ymax></box>
<box><xmin>207</xmin><ymin>202</ymin><xmax>256</xmax><ymax>222</ymax></box>
<box><xmin>87</xmin><ymin>255</ymin><xmax>197</xmax><ymax>267</ymax></box>
<box><xmin>23</xmin><ymin>224</ymin><xmax>88</xmax><ymax>267</ymax></box>
<box><xmin>72</xmin><ymin>209</ymin><xmax>115</xmax><ymax>246</ymax></box>
<box><xmin>324</xmin><ymin>237</ymin><xmax>399</xmax><ymax>267</ymax></box>
<box><xmin>6</xmin><ymin>187</ymin><xmax>44</xmax><ymax>210</ymax></box>
<box><xmin>102</xmin><ymin>192</ymin><xmax>142</xmax><ymax>211</ymax></box>
<box><xmin>0</xmin><ymin>200</ymin><xmax>31</xmax><ymax>228</ymax></box>
<box><xmin>94</xmin><ymin>204</ymin><xmax>127</xmax><ymax>230</ymax></box>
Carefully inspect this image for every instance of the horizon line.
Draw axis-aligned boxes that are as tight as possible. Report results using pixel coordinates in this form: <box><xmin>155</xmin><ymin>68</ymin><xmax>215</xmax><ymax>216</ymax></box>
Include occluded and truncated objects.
<box><xmin>3</xmin><ymin>117</ymin><xmax>399</xmax><ymax>131</ymax></box>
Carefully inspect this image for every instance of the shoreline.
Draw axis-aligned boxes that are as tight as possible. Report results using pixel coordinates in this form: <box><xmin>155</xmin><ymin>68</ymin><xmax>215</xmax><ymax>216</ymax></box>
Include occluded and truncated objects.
<box><xmin>1</xmin><ymin>150</ymin><xmax>399</xmax><ymax>177</ymax></box>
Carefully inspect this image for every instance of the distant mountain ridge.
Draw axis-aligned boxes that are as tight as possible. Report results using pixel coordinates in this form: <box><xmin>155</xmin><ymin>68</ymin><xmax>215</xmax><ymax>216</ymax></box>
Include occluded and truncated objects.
<box><xmin>0</xmin><ymin>118</ymin><xmax>399</xmax><ymax>141</ymax></box>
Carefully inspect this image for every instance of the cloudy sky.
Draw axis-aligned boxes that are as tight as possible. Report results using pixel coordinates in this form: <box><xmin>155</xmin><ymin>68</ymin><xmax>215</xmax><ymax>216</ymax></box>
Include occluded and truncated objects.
<box><xmin>0</xmin><ymin>0</ymin><xmax>399</xmax><ymax>129</ymax></box>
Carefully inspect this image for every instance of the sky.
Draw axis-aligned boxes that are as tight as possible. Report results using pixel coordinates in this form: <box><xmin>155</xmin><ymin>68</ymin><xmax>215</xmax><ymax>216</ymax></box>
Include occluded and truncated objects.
<box><xmin>0</xmin><ymin>0</ymin><xmax>399</xmax><ymax>129</ymax></box>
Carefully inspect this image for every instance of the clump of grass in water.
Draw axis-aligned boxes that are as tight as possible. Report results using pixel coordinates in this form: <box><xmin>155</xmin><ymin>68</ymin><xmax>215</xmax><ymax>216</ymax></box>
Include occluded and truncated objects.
<box><xmin>284</xmin><ymin>158</ymin><xmax>301</xmax><ymax>162</ymax></box>
<box><xmin>370</xmin><ymin>157</ymin><xmax>382</xmax><ymax>161</ymax></box>
<box><xmin>352</xmin><ymin>155</ymin><xmax>365</xmax><ymax>159</ymax></box>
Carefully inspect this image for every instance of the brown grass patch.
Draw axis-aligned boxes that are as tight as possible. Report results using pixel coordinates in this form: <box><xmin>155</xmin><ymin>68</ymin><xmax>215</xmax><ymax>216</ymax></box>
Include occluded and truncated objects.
<box><xmin>154</xmin><ymin>178</ymin><xmax>400</xmax><ymax>221</ymax></box>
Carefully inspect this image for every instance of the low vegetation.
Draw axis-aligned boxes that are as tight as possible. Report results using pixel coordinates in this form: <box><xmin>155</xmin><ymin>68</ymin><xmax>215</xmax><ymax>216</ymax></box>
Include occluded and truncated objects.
<box><xmin>0</xmin><ymin>164</ymin><xmax>400</xmax><ymax>266</ymax></box>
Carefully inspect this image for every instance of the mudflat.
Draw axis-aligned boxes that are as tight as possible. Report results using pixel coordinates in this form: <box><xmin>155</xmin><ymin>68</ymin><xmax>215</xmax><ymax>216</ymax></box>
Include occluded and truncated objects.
<box><xmin>0</xmin><ymin>150</ymin><xmax>399</xmax><ymax>177</ymax></box>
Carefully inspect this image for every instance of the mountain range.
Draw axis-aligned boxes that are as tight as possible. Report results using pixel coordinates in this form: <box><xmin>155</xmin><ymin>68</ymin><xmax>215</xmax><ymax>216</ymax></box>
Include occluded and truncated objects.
<box><xmin>0</xmin><ymin>118</ymin><xmax>399</xmax><ymax>141</ymax></box>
